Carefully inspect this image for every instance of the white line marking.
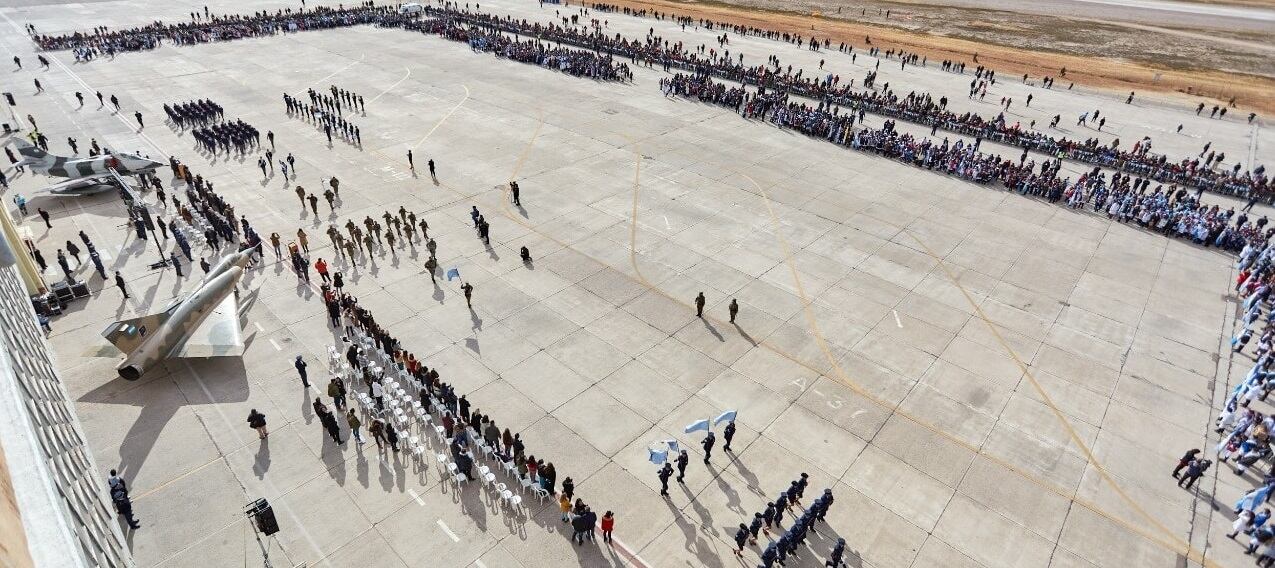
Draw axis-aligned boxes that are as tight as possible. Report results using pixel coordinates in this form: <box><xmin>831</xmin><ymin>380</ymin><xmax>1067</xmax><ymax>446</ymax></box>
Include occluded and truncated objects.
<box><xmin>436</xmin><ymin>519</ymin><xmax>460</xmax><ymax>542</ymax></box>
<box><xmin>309</xmin><ymin>53</ymin><xmax>365</xmax><ymax>88</ymax></box>
<box><xmin>269</xmin><ymin>338</ymin><xmax>282</xmax><ymax>351</ymax></box>
<box><xmin>662</xmin><ymin>215</ymin><xmax>671</xmax><ymax>230</ymax></box>
<box><xmin>254</xmin><ymin>322</ymin><xmax>265</xmax><ymax>332</ymax></box>
<box><xmin>369</xmin><ymin>66</ymin><xmax>411</xmax><ymax>103</ymax></box>
<box><xmin>408</xmin><ymin>488</ymin><xmax>425</xmax><ymax>506</ymax></box>
<box><xmin>892</xmin><ymin>309</ymin><xmax>903</xmax><ymax>328</ymax></box>
<box><xmin>413</xmin><ymin>85</ymin><xmax>469</xmax><ymax>150</ymax></box>
<box><xmin>474</xmin><ymin>560</ymin><xmax>488</xmax><ymax>568</ymax></box>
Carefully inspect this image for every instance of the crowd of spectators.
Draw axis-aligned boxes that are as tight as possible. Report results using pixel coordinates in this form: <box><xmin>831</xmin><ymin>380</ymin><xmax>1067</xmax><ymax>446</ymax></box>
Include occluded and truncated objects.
<box><xmin>664</xmin><ymin>72</ymin><xmax>1268</xmax><ymax>253</ymax></box>
<box><xmin>31</xmin><ymin>2</ymin><xmax>1268</xmax><ymax>199</ymax></box>
<box><xmin>394</xmin><ymin>10</ymin><xmax>631</xmax><ymax>81</ymax></box>
<box><xmin>35</xmin><ymin>4</ymin><xmax>396</xmax><ymax>55</ymax></box>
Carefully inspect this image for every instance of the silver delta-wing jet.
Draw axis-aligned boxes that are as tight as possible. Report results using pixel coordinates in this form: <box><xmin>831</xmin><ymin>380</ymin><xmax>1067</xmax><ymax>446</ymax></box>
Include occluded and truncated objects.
<box><xmin>11</xmin><ymin>138</ymin><xmax>163</xmax><ymax>196</ymax></box>
<box><xmin>99</xmin><ymin>251</ymin><xmax>252</xmax><ymax>380</ymax></box>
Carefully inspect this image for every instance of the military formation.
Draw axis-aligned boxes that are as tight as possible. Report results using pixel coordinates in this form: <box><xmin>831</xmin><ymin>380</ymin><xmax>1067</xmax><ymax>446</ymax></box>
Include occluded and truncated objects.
<box><xmin>192</xmin><ymin>118</ymin><xmax>261</xmax><ymax>156</ymax></box>
<box><xmin>162</xmin><ymin>99</ymin><xmax>225</xmax><ymax>128</ymax></box>
<box><xmin>282</xmin><ymin>86</ymin><xmax>363</xmax><ymax>146</ymax></box>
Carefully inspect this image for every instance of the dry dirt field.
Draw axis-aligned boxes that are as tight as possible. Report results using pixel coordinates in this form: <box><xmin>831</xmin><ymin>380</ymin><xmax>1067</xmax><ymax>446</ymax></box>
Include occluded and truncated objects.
<box><xmin>606</xmin><ymin>0</ymin><xmax>1275</xmax><ymax>114</ymax></box>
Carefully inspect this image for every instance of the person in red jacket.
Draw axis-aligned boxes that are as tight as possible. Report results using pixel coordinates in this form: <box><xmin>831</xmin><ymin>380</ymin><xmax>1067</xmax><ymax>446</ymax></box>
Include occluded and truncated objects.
<box><xmin>315</xmin><ymin>257</ymin><xmax>330</xmax><ymax>283</ymax></box>
<box><xmin>600</xmin><ymin>511</ymin><xmax>615</xmax><ymax>544</ymax></box>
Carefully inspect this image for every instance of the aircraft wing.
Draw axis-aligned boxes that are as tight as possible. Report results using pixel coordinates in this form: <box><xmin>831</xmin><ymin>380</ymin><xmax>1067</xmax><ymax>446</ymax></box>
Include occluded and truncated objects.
<box><xmin>106</xmin><ymin>168</ymin><xmax>133</xmax><ymax>188</ymax></box>
<box><xmin>36</xmin><ymin>177</ymin><xmax>115</xmax><ymax>197</ymax></box>
<box><xmin>101</xmin><ymin>313</ymin><xmax>170</xmax><ymax>355</ymax></box>
<box><xmin>172</xmin><ymin>293</ymin><xmax>244</xmax><ymax>358</ymax></box>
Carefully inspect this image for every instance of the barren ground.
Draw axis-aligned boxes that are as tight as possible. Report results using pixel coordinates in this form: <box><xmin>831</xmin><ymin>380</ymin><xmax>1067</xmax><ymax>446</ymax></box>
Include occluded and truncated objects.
<box><xmin>600</xmin><ymin>0</ymin><xmax>1275</xmax><ymax>114</ymax></box>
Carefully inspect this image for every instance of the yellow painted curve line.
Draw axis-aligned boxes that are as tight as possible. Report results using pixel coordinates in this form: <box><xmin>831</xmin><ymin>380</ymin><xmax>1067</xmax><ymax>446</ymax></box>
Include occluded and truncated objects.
<box><xmin>731</xmin><ymin>171</ymin><xmax>1216</xmax><ymax>567</ymax></box>
<box><xmin>416</xmin><ymin>112</ymin><xmax>1215</xmax><ymax>565</ymax></box>
<box><xmin>509</xmin><ymin>109</ymin><xmax>545</xmax><ymax>183</ymax></box>
<box><xmin>903</xmin><ymin>230</ymin><xmax>1214</xmax><ymax>566</ymax></box>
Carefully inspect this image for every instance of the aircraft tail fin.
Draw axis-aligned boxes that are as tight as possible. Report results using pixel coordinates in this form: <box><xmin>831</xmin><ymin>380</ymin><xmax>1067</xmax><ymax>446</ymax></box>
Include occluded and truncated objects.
<box><xmin>101</xmin><ymin>312</ymin><xmax>171</xmax><ymax>355</ymax></box>
<box><xmin>11</xmin><ymin>138</ymin><xmax>57</xmax><ymax>170</ymax></box>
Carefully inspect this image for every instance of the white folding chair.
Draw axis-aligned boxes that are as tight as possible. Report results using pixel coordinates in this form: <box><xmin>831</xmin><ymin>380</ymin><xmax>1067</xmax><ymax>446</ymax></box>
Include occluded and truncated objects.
<box><xmin>504</xmin><ymin>491</ymin><xmax>522</xmax><ymax>510</ymax></box>
<box><xmin>531</xmin><ymin>485</ymin><xmax>550</xmax><ymax>503</ymax></box>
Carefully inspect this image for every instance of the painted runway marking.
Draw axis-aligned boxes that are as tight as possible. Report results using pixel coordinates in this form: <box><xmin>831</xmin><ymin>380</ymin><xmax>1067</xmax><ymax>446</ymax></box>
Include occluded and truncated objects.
<box><xmin>413</xmin><ymin>84</ymin><xmax>470</xmax><ymax>150</ymax></box>
<box><xmin>369</xmin><ymin>66</ymin><xmax>411</xmax><ymax>103</ymax></box>
<box><xmin>436</xmin><ymin>519</ymin><xmax>460</xmax><ymax>542</ymax></box>
<box><xmin>408</xmin><ymin>488</ymin><xmax>425</xmax><ymax>506</ymax></box>
<box><xmin>309</xmin><ymin>53</ymin><xmax>365</xmax><ymax>88</ymax></box>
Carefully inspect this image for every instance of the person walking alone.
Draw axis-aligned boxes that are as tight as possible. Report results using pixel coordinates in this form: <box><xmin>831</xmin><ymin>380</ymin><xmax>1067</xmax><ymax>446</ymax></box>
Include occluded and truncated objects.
<box><xmin>247</xmin><ymin>408</ymin><xmax>268</xmax><ymax>439</ymax></box>
<box><xmin>114</xmin><ymin>271</ymin><xmax>129</xmax><ymax>299</ymax></box>
<box><xmin>294</xmin><ymin>355</ymin><xmax>309</xmax><ymax>388</ymax></box>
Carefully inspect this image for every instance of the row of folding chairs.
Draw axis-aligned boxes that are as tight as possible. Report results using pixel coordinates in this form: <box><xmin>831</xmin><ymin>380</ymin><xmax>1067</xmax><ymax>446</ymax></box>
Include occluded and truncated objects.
<box><xmin>332</xmin><ymin>330</ymin><xmax>554</xmax><ymax>511</ymax></box>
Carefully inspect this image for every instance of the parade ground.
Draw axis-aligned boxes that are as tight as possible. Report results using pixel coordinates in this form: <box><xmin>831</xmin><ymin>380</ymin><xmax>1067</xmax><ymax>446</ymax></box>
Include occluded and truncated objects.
<box><xmin>0</xmin><ymin>0</ymin><xmax>1269</xmax><ymax>566</ymax></box>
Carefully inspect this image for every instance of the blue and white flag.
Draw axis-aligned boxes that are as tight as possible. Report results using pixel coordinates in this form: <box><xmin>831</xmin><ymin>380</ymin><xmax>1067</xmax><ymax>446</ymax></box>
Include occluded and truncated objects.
<box><xmin>713</xmin><ymin>410</ymin><xmax>737</xmax><ymax>425</ymax></box>
<box><xmin>446</xmin><ymin>267</ymin><xmax>460</xmax><ymax>281</ymax></box>
<box><xmin>684</xmin><ymin>419</ymin><xmax>710</xmax><ymax>434</ymax></box>
<box><xmin>665</xmin><ymin>439</ymin><xmax>680</xmax><ymax>453</ymax></box>
<box><xmin>648</xmin><ymin>448</ymin><xmax>668</xmax><ymax>464</ymax></box>
<box><xmin>1237</xmin><ymin>484</ymin><xmax>1275</xmax><ymax>512</ymax></box>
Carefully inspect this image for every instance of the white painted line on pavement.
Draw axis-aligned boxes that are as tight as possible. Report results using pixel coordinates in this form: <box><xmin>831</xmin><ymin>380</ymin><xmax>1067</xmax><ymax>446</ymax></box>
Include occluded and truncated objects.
<box><xmin>437</xmin><ymin>519</ymin><xmax>460</xmax><ymax>542</ymax></box>
<box><xmin>254</xmin><ymin>322</ymin><xmax>265</xmax><ymax>332</ymax></box>
<box><xmin>269</xmin><ymin>338</ymin><xmax>282</xmax><ymax>351</ymax></box>
<box><xmin>474</xmin><ymin>560</ymin><xmax>488</xmax><ymax>568</ymax></box>
<box><xmin>309</xmin><ymin>53</ymin><xmax>366</xmax><ymax>88</ymax></box>
<box><xmin>369</xmin><ymin>66</ymin><xmax>412</xmax><ymax>104</ymax></box>
<box><xmin>892</xmin><ymin>309</ymin><xmax>903</xmax><ymax>328</ymax></box>
<box><xmin>408</xmin><ymin>488</ymin><xmax>425</xmax><ymax>506</ymax></box>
